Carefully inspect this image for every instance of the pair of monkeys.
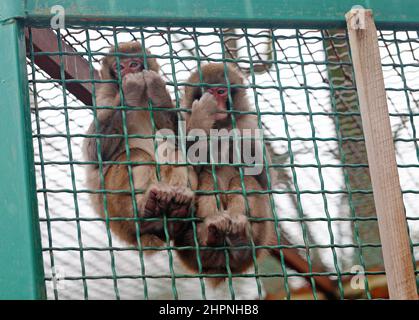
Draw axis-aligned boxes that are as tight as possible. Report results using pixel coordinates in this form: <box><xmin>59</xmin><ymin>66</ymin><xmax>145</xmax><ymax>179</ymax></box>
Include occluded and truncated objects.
<box><xmin>83</xmin><ymin>42</ymin><xmax>276</xmax><ymax>284</ymax></box>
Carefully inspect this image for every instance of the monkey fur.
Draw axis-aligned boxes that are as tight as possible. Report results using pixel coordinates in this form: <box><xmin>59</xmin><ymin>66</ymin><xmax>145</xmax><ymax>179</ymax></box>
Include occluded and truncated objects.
<box><xmin>83</xmin><ymin>42</ymin><xmax>197</xmax><ymax>248</ymax></box>
<box><xmin>174</xmin><ymin>63</ymin><xmax>276</xmax><ymax>284</ymax></box>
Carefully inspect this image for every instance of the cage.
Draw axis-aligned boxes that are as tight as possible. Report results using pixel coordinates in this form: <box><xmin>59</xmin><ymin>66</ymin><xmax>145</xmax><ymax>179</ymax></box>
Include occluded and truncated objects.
<box><xmin>0</xmin><ymin>0</ymin><xmax>418</xmax><ymax>300</ymax></box>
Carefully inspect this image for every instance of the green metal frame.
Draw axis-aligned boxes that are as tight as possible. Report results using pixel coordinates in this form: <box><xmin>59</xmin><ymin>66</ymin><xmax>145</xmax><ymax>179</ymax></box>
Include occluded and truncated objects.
<box><xmin>1</xmin><ymin>0</ymin><xmax>419</xmax><ymax>29</ymax></box>
<box><xmin>0</xmin><ymin>19</ymin><xmax>46</xmax><ymax>299</ymax></box>
<box><xmin>1</xmin><ymin>0</ymin><xmax>419</xmax><ymax>300</ymax></box>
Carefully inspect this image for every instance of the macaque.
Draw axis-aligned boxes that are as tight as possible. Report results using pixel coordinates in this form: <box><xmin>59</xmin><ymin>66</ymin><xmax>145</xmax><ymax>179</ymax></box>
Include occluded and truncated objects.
<box><xmin>83</xmin><ymin>42</ymin><xmax>197</xmax><ymax>248</ymax></box>
<box><xmin>174</xmin><ymin>63</ymin><xmax>276</xmax><ymax>283</ymax></box>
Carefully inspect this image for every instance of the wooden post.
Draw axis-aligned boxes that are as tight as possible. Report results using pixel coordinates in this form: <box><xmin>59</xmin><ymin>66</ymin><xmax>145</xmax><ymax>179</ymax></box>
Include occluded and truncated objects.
<box><xmin>346</xmin><ymin>8</ymin><xmax>418</xmax><ymax>300</ymax></box>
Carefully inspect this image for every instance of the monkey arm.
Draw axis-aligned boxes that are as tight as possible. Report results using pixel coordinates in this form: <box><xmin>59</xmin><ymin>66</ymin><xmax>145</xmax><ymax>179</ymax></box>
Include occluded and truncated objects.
<box><xmin>232</xmin><ymin>115</ymin><xmax>275</xmax><ymax>189</ymax></box>
<box><xmin>182</xmin><ymin>93</ymin><xmax>218</xmax><ymax>156</ymax></box>
<box><xmin>84</xmin><ymin>109</ymin><xmax>125</xmax><ymax>166</ymax></box>
<box><xmin>143</xmin><ymin>70</ymin><xmax>177</xmax><ymax>131</ymax></box>
<box><xmin>83</xmin><ymin>83</ymin><xmax>124</xmax><ymax>165</ymax></box>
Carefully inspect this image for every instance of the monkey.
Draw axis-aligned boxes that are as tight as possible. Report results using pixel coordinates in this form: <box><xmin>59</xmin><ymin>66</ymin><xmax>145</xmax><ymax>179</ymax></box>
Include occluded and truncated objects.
<box><xmin>174</xmin><ymin>63</ymin><xmax>276</xmax><ymax>283</ymax></box>
<box><xmin>83</xmin><ymin>42</ymin><xmax>197</xmax><ymax>248</ymax></box>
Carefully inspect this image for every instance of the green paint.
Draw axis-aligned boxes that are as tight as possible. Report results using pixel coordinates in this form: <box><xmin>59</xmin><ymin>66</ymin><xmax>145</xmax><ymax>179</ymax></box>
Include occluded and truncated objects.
<box><xmin>20</xmin><ymin>0</ymin><xmax>419</xmax><ymax>28</ymax></box>
<box><xmin>0</xmin><ymin>19</ymin><xmax>46</xmax><ymax>300</ymax></box>
<box><xmin>0</xmin><ymin>0</ymin><xmax>24</xmax><ymax>22</ymax></box>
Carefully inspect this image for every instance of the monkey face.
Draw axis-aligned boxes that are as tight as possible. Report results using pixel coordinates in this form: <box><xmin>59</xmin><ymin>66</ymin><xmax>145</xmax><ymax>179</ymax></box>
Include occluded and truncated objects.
<box><xmin>185</xmin><ymin>63</ymin><xmax>246</xmax><ymax>122</ymax></box>
<box><xmin>207</xmin><ymin>87</ymin><xmax>229</xmax><ymax>120</ymax></box>
<box><xmin>100</xmin><ymin>42</ymin><xmax>160</xmax><ymax>81</ymax></box>
<box><xmin>111</xmin><ymin>58</ymin><xmax>144</xmax><ymax>78</ymax></box>
<box><xmin>191</xmin><ymin>85</ymin><xmax>238</xmax><ymax>122</ymax></box>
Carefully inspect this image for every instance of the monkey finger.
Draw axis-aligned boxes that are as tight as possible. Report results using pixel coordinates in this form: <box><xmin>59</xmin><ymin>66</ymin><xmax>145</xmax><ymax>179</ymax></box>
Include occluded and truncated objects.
<box><xmin>200</xmin><ymin>92</ymin><xmax>217</xmax><ymax>105</ymax></box>
<box><xmin>143</xmin><ymin>69</ymin><xmax>165</xmax><ymax>88</ymax></box>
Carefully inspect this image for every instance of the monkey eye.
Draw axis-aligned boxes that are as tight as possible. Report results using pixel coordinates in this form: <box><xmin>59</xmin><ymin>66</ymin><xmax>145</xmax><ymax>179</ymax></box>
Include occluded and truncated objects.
<box><xmin>217</xmin><ymin>89</ymin><xmax>226</xmax><ymax>95</ymax></box>
<box><xmin>129</xmin><ymin>61</ymin><xmax>139</xmax><ymax>68</ymax></box>
<box><xmin>113</xmin><ymin>63</ymin><xmax>124</xmax><ymax>72</ymax></box>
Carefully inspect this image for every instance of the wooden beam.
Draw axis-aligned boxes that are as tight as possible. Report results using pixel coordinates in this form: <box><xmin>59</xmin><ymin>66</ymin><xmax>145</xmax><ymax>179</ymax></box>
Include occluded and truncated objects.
<box><xmin>346</xmin><ymin>8</ymin><xmax>418</xmax><ymax>300</ymax></box>
<box><xmin>25</xmin><ymin>28</ymin><xmax>98</xmax><ymax>105</ymax></box>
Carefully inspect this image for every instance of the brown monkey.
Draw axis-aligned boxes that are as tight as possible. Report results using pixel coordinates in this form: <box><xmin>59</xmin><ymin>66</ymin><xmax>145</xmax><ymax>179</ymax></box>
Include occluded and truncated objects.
<box><xmin>174</xmin><ymin>63</ymin><xmax>276</xmax><ymax>282</ymax></box>
<box><xmin>83</xmin><ymin>42</ymin><xmax>197</xmax><ymax>248</ymax></box>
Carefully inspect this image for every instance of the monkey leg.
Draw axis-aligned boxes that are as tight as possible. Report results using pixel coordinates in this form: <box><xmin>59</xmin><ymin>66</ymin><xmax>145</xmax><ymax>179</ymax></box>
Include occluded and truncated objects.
<box><xmin>155</xmin><ymin>149</ymin><xmax>197</xmax><ymax>238</ymax></box>
<box><xmin>104</xmin><ymin>149</ymin><xmax>155</xmax><ymax>245</ymax></box>
<box><xmin>174</xmin><ymin>168</ymin><xmax>273</xmax><ymax>285</ymax></box>
<box><xmin>174</xmin><ymin>168</ymin><xmax>240</xmax><ymax>276</ymax></box>
<box><xmin>195</xmin><ymin>168</ymin><xmax>270</xmax><ymax>276</ymax></box>
<box><xmin>224</xmin><ymin>173</ymin><xmax>269</xmax><ymax>272</ymax></box>
<box><xmin>196</xmin><ymin>168</ymin><xmax>265</xmax><ymax>275</ymax></box>
<box><xmin>105</xmin><ymin>148</ymin><xmax>188</xmax><ymax>246</ymax></box>
<box><xmin>142</xmin><ymin>70</ymin><xmax>177</xmax><ymax>129</ymax></box>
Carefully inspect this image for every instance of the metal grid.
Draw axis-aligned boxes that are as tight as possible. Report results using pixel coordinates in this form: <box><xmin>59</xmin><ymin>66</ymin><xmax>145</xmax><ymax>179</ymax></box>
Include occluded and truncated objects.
<box><xmin>26</xmin><ymin>26</ymin><xmax>419</xmax><ymax>300</ymax></box>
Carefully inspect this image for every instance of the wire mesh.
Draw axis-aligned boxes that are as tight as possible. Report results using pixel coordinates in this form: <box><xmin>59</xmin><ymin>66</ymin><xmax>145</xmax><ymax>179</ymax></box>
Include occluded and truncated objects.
<box><xmin>26</xmin><ymin>25</ymin><xmax>419</xmax><ymax>300</ymax></box>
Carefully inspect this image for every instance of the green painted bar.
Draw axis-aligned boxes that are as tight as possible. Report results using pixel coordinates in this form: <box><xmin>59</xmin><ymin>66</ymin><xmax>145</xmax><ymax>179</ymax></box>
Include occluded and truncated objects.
<box><xmin>0</xmin><ymin>0</ymin><xmax>24</xmax><ymax>22</ymax></box>
<box><xmin>0</xmin><ymin>19</ymin><xmax>46</xmax><ymax>299</ymax></box>
<box><xmin>19</xmin><ymin>0</ymin><xmax>419</xmax><ymax>28</ymax></box>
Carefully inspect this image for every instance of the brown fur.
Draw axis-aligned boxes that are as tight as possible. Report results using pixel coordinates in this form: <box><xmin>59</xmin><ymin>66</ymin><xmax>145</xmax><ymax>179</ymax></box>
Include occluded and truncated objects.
<box><xmin>83</xmin><ymin>42</ymin><xmax>197</xmax><ymax>248</ymax></box>
<box><xmin>175</xmin><ymin>63</ymin><xmax>276</xmax><ymax>284</ymax></box>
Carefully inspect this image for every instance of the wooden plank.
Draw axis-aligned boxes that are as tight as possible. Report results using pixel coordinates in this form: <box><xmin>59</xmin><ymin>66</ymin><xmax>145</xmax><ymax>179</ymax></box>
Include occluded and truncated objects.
<box><xmin>25</xmin><ymin>28</ymin><xmax>98</xmax><ymax>105</ymax></box>
<box><xmin>346</xmin><ymin>8</ymin><xmax>418</xmax><ymax>300</ymax></box>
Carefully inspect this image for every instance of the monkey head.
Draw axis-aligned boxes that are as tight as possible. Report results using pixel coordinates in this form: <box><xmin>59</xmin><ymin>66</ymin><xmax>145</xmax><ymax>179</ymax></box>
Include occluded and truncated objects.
<box><xmin>100</xmin><ymin>41</ymin><xmax>160</xmax><ymax>80</ymax></box>
<box><xmin>184</xmin><ymin>63</ymin><xmax>249</xmax><ymax>123</ymax></box>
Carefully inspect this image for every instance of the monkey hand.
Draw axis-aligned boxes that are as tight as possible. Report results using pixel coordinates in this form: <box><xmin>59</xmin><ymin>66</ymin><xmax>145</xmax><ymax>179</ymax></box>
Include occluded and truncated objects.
<box><xmin>188</xmin><ymin>92</ymin><xmax>218</xmax><ymax>133</ymax></box>
<box><xmin>122</xmin><ymin>72</ymin><xmax>146</xmax><ymax>106</ymax></box>
<box><xmin>142</xmin><ymin>70</ymin><xmax>172</xmax><ymax>108</ymax></box>
<box><xmin>143</xmin><ymin>70</ymin><xmax>166</xmax><ymax>94</ymax></box>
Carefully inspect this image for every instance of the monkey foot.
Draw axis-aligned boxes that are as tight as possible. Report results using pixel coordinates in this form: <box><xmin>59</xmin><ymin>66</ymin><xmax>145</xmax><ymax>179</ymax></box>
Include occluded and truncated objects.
<box><xmin>143</xmin><ymin>182</ymin><xmax>174</xmax><ymax>217</ymax></box>
<box><xmin>200</xmin><ymin>213</ymin><xmax>253</xmax><ymax>271</ymax></box>
<box><xmin>226</xmin><ymin>214</ymin><xmax>251</xmax><ymax>246</ymax></box>
<box><xmin>203</xmin><ymin>213</ymin><xmax>232</xmax><ymax>246</ymax></box>
<box><xmin>203</xmin><ymin>213</ymin><xmax>251</xmax><ymax>247</ymax></box>
<box><xmin>166</xmin><ymin>186</ymin><xmax>194</xmax><ymax>235</ymax></box>
<box><xmin>168</xmin><ymin>186</ymin><xmax>194</xmax><ymax>217</ymax></box>
<box><xmin>142</xmin><ymin>183</ymin><xmax>194</xmax><ymax>237</ymax></box>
